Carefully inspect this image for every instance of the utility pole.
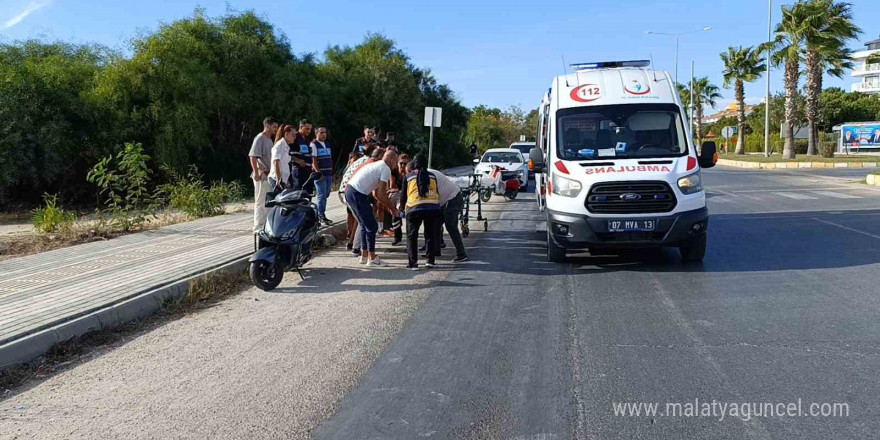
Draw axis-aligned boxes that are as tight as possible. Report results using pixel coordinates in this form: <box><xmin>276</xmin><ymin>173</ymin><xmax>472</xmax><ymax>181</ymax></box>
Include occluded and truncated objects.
<box><xmin>764</xmin><ymin>0</ymin><xmax>773</xmax><ymax>157</ymax></box>
<box><xmin>645</xmin><ymin>27</ymin><xmax>711</xmax><ymax>86</ymax></box>
<box><xmin>690</xmin><ymin>60</ymin><xmax>696</xmax><ymax>146</ymax></box>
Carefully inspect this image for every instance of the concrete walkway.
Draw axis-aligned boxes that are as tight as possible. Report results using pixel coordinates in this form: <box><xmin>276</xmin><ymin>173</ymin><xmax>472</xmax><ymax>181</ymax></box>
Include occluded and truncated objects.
<box><xmin>0</xmin><ymin>195</ymin><xmax>347</xmax><ymax>368</ymax></box>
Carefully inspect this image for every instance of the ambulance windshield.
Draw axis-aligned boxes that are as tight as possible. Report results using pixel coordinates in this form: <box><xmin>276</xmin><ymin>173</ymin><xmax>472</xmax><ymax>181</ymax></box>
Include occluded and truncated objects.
<box><xmin>556</xmin><ymin>104</ymin><xmax>688</xmax><ymax>161</ymax></box>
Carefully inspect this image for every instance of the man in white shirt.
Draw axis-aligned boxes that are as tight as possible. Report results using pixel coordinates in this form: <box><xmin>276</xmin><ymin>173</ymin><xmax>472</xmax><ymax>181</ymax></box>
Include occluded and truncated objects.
<box><xmin>345</xmin><ymin>150</ymin><xmax>400</xmax><ymax>267</ymax></box>
<box><xmin>430</xmin><ymin>169</ymin><xmax>468</xmax><ymax>262</ymax></box>
<box><xmin>248</xmin><ymin>117</ymin><xmax>278</xmax><ymax>232</ymax></box>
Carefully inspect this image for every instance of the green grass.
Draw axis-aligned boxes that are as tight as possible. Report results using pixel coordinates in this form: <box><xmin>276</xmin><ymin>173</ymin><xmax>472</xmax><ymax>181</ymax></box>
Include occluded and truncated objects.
<box><xmin>718</xmin><ymin>153</ymin><xmax>880</xmax><ymax>163</ymax></box>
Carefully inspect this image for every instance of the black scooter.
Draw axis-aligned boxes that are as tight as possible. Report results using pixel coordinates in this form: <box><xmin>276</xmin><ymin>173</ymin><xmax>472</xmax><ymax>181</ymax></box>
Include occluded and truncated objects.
<box><xmin>249</xmin><ymin>173</ymin><xmax>321</xmax><ymax>291</ymax></box>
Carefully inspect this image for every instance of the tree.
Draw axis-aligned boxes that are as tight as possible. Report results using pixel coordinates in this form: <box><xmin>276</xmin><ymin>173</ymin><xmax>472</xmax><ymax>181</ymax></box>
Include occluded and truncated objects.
<box><xmin>819</xmin><ymin>88</ymin><xmax>880</xmax><ymax>129</ymax></box>
<box><xmin>720</xmin><ymin>46</ymin><xmax>766</xmax><ymax>154</ymax></box>
<box><xmin>770</xmin><ymin>1</ymin><xmax>812</xmax><ymax>159</ymax></box>
<box><xmin>803</xmin><ymin>0</ymin><xmax>860</xmax><ymax>155</ymax></box>
<box><xmin>0</xmin><ymin>41</ymin><xmax>111</xmax><ymax>204</ymax></box>
<box><xmin>691</xmin><ymin>77</ymin><xmax>722</xmax><ymax>148</ymax></box>
<box><xmin>0</xmin><ymin>10</ymin><xmax>474</xmax><ymax>207</ymax></box>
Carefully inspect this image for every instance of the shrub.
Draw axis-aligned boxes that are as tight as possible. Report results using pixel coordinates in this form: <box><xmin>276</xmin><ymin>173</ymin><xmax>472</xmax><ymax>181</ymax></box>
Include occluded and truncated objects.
<box><xmin>162</xmin><ymin>167</ymin><xmax>244</xmax><ymax>218</ymax></box>
<box><xmin>819</xmin><ymin>142</ymin><xmax>836</xmax><ymax>158</ymax></box>
<box><xmin>30</xmin><ymin>193</ymin><xmax>77</xmax><ymax>234</ymax></box>
<box><xmin>86</xmin><ymin>142</ymin><xmax>158</xmax><ymax>232</ymax></box>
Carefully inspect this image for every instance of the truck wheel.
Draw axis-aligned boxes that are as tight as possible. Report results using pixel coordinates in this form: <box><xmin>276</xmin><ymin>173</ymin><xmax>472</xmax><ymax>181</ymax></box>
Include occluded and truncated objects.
<box><xmin>547</xmin><ymin>228</ymin><xmax>566</xmax><ymax>263</ymax></box>
<box><xmin>679</xmin><ymin>234</ymin><xmax>707</xmax><ymax>263</ymax></box>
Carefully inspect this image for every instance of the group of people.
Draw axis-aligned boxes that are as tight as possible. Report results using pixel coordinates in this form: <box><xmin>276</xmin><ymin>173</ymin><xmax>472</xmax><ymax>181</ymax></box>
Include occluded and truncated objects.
<box><xmin>248</xmin><ymin>117</ymin><xmax>335</xmax><ymax>229</ymax></box>
<box><xmin>249</xmin><ymin>118</ymin><xmax>468</xmax><ymax>270</ymax></box>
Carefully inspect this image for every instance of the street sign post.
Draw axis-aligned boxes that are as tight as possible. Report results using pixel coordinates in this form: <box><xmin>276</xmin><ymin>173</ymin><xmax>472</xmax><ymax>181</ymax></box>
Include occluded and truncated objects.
<box><xmin>424</xmin><ymin>107</ymin><xmax>442</xmax><ymax>169</ymax></box>
<box><xmin>722</xmin><ymin>126</ymin><xmax>738</xmax><ymax>153</ymax></box>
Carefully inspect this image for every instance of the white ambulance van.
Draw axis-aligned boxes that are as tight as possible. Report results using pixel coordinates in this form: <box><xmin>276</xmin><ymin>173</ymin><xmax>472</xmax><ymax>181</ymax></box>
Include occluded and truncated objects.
<box><xmin>529</xmin><ymin>60</ymin><xmax>717</xmax><ymax>263</ymax></box>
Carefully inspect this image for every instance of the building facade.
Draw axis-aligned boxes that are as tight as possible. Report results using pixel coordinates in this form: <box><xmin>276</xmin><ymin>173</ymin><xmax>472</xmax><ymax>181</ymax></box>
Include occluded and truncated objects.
<box><xmin>851</xmin><ymin>35</ymin><xmax>880</xmax><ymax>95</ymax></box>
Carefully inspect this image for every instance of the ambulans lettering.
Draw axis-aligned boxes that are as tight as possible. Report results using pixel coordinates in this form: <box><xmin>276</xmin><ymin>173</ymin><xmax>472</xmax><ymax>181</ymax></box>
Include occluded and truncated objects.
<box><xmin>584</xmin><ymin>165</ymin><xmax>671</xmax><ymax>175</ymax></box>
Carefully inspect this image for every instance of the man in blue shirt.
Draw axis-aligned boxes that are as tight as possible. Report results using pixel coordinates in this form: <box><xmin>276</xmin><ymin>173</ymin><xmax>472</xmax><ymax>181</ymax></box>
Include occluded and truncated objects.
<box><xmin>310</xmin><ymin>126</ymin><xmax>334</xmax><ymax>224</ymax></box>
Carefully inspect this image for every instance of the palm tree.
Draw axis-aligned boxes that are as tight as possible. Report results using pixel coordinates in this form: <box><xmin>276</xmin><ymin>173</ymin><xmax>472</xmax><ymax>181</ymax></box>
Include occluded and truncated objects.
<box><xmin>770</xmin><ymin>1</ymin><xmax>812</xmax><ymax>159</ymax></box>
<box><xmin>676</xmin><ymin>83</ymin><xmax>693</xmax><ymax>132</ymax></box>
<box><xmin>803</xmin><ymin>0</ymin><xmax>860</xmax><ymax>155</ymax></box>
<box><xmin>691</xmin><ymin>77</ymin><xmax>722</xmax><ymax>149</ymax></box>
<box><xmin>720</xmin><ymin>46</ymin><xmax>766</xmax><ymax>155</ymax></box>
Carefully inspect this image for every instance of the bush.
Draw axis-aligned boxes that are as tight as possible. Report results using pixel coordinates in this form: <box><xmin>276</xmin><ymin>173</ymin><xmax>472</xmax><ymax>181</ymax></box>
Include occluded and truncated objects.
<box><xmin>86</xmin><ymin>142</ymin><xmax>158</xmax><ymax>231</ymax></box>
<box><xmin>162</xmin><ymin>167</ymin><xmax>244</xmax><ymax>218</ymax></box>
<box><xmin>31</xmin><ymin>193</ymin><xmax>77</xmax><ymax>234</ymax></box>
<box><xmin>819</xmin><ymin>142</ymin><xmax>836</xmax><ymax>158</ymax></box>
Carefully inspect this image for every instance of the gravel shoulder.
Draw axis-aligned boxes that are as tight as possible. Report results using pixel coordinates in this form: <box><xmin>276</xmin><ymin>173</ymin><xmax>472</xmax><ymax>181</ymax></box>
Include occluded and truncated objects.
<box><xmin>0</xmin><ymin>243</ymin><xmax>445</xmax><ymax>440</ymax></box>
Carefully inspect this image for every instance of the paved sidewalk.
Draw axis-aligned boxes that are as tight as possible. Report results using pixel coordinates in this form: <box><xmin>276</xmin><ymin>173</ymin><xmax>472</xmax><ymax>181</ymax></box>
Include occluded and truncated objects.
<box><xmin>0</xmin><ymin>196</ymin><xmax>347</xmax><ymax>367</ymax></box>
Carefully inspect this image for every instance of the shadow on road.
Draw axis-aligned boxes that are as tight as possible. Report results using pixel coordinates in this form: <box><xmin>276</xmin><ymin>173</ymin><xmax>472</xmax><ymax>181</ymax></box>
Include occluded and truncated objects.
<box><xmin>451</xmin><ymin>209</ymin><xmax>880</xmax><ymax>276</ymax></box>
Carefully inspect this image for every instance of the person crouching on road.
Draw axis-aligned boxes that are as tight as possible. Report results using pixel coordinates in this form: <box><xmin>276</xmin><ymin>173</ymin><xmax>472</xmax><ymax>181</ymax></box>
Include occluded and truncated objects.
<box><xmin>249</xmin><ymin>117</ymin><xmax>278</xmax><ymax>233</ymax></box>
<box><xmin>344</xmin><ymin>150</ymin><xmax>400</xmax><ymax>267</ymax></box>
<box><xmin>430</xmin><ymin>167</ymin><xmax>469</xmax><ymax>262</ymax></box>
<box><xmin>310</xmin><ymin>126</ymin><xmax>334</xmax><ymax>225</ymax></box>
<box><xmin>388</xmin><ymin>153</ymin><xmax>410</xmax><ymax>246</ymax></box>
<box><xmin>400</xmin><ymin>154</ymin><xmax>442</xmax><ymax>271</ymax></box>
<box><xmin>269</xmin><ymin>125</ymin><xmax>296</xmax><ymax>190</ymax></box>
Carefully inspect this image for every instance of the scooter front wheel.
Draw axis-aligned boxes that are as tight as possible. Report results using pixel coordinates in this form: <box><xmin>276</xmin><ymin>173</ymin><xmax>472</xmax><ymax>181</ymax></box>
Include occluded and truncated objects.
<box><xmin>250</xmin><ymin>260</ymin><xmax>283</xmax><ymax>291</ymax></box>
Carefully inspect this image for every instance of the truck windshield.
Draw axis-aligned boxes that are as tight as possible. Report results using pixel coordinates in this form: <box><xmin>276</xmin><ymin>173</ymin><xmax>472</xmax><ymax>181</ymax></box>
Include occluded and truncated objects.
<box><xmin>556</xmin><ymin>104</ymin><xmax>688</xmax><ymax>161</ymax></box>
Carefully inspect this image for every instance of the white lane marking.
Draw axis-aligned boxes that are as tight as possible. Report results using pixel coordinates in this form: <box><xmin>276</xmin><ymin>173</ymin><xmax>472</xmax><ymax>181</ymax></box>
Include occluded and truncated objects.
<box><xmin>772</xmin><ymin>192</ymin><xmax>818</xmax><ymax>200</ymax></box>
<box><xmin>812</xmin><ymin>218</ymin><xmax>880</xmax><ymax>240</ymax></box>
<box><xmin>810</xmin><ymin>191</ymin><xmax>862</xmax><ymax>199</ymax></box>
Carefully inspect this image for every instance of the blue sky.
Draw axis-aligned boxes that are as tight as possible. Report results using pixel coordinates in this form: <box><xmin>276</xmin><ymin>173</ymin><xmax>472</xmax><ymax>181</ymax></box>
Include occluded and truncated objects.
<box><xmin>2</xmin><ymin>0</ymin><xmax>879</xmax><ymax>112</ymax></box>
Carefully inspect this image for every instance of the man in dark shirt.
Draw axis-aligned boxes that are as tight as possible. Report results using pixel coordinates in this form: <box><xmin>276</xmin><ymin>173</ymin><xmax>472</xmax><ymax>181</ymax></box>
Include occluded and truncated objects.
<box><xmin>292</xmin><ymin>119</ymin><xmax>315</xmax><ymax>192</ymax></box>
<box><xmin>379</xmin><ymin>132</ymin><xmax>396</xmax><ymax>149</ymax></box>
<box><xmin>470</xmin><ymin>143</ymin><xmax>478</xmax><ymax>160</ymax></box>
<box><xmin>353</xmin><ymin>126</ymin><xmax>377</xmax><ymax>156</ymax></box>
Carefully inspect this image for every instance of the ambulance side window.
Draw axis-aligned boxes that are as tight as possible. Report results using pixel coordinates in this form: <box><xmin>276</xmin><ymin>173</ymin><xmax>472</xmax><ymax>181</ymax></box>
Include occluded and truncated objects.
<box><xmin>540</xmin><ymin>105</ymin><xmax>550</xmax><ymax>151</ymax></box>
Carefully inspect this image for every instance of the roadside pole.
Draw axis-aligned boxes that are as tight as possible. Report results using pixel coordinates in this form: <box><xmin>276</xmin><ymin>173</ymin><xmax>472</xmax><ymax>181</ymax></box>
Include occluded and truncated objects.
<box><xmin>764</xmin><ymin>0</ymin><xmax>772</xmax><ymax>157</ymax></box>
<box><xmin>690</xmin><ymin>61</ymin><xmax>695</xmax><ymax>146</ymax></box>
<box><xmin>424</xmin><ymin>107</ymin><xmax>442</xmax><ymax>169</ymax></box>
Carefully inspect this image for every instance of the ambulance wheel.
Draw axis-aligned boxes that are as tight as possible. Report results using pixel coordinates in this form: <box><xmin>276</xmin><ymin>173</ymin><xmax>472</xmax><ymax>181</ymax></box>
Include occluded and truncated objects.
<box><xmin>547</xmin><ymin>229</ymin><xmax>566</xmax><ymax>263</ymax></box>
<box><xmin>481</xmin><ymin>190</ymin><xmax>492</xmax><ymax>203</ymax></box>
<box><xmin>461</xmin><ymin>223</ymin><xmax>470</xmax><ymax>238</ymax></box>
<box><xmin>679</xmin><ymin>234</ymin><xmax>707</xmax><ymax>263</ymax></box>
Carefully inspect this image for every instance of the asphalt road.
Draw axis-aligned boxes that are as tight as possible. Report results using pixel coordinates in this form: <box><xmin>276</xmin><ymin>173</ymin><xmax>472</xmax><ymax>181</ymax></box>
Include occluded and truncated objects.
<box><xmin>3</xmin><ymin>167</ymin><xmax>880</xmax><ymax>439</ymax></box>
<box><xmin>315</xmin><ymin>167</ymin><xmax>880</xmax><ymax>439</ymax></box>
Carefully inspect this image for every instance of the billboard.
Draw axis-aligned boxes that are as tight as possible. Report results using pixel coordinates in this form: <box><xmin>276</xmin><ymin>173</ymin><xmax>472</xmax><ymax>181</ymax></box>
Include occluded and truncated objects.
<box><xmin>841</xmin><ymin>124</ymin><xmax>880</xmax><ymax>147</ymax></box>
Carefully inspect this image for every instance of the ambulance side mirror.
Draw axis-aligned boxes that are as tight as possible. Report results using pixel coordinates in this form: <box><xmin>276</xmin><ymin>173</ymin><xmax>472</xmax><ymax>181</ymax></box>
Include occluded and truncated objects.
<box><xmin>529</xmin><ymin>147</ymin><xmax>545</xmax><ymax>173</ymax></box>
<box><xmin>699</xmin><ymin>142</ymin><xmax>717</xmax><ymax>169</ymax></box>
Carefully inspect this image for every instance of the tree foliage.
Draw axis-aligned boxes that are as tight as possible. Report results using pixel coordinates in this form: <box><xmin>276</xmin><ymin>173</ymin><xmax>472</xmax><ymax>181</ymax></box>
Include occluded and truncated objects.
<box><xmin>0</xmin><ymin>10</ymin><xmax>470</xmax><ymax>207</ymax></box>
<box><xmin>465</xmin><ymin>105</ymin><xmax>537</xmax><ymax>154</ymax></box>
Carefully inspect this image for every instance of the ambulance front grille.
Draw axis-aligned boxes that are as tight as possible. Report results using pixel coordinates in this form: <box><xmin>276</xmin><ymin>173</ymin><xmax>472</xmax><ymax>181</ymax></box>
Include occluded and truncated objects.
<box><xmin>586</xmin><ymin>181</ymin><xmax>677</xmax><ymax>214</ymax></box>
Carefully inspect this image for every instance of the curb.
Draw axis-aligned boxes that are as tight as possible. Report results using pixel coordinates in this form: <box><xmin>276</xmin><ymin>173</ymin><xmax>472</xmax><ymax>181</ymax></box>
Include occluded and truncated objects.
<box><xmin>718</xmin><ymin>158</ymin><xmax>879</xmax><ymax>170</ymax></box>
<box><xmin>0</xmin><ymin>222</ymin><xmax>347</xmax><ymax>370</ymax></box>
<box><xmin>868</xmin><ymin>174</ymin><xmax>879</xmax><ymax>186</ymax></box>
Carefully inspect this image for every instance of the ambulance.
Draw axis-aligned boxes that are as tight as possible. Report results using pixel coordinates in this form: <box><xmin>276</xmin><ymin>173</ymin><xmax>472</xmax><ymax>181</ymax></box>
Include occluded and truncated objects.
<box><xmin>529</xmin><ymin>60</ymin><xmax>717</xmax><ymax>263</ymax></box>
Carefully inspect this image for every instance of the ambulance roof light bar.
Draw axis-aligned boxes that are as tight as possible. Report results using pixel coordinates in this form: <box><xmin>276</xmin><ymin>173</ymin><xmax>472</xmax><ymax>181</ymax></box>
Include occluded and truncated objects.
<box><xmin>570</xmin><ymin>60</ymin><xmax>651</xmax><ymax>71</ymax></box>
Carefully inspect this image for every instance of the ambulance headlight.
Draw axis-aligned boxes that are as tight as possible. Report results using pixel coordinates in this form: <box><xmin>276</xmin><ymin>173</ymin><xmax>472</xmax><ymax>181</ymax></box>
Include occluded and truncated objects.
<box><xmin>677</xmin><ymin>171</ymin><xmax>703</xmax><ymax>195</ymax></box>
<box><xmin>552</xmin><ymin>174</ymin><xmax>582</xmax><ymax>197</ymax></box>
